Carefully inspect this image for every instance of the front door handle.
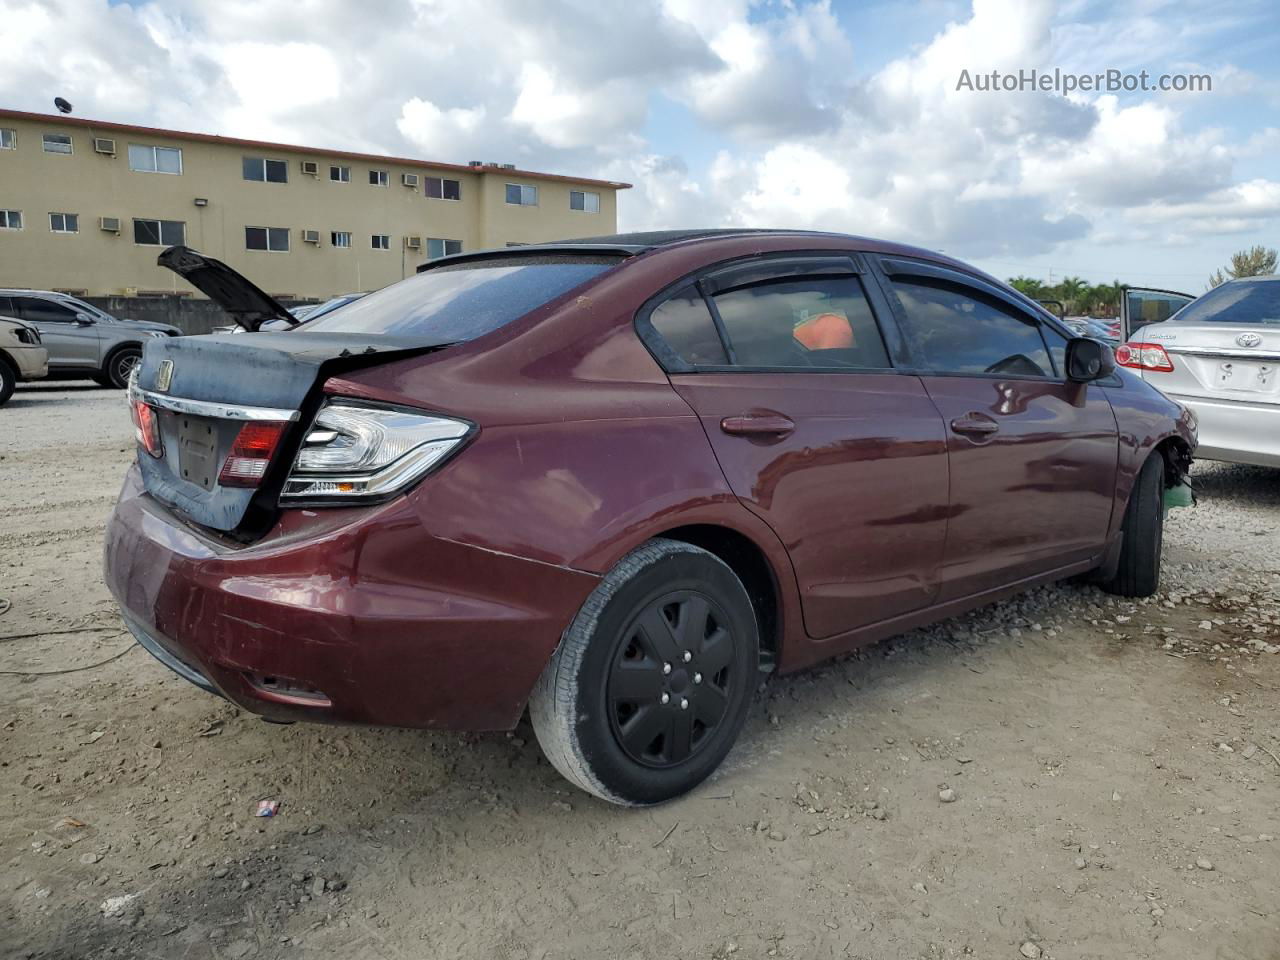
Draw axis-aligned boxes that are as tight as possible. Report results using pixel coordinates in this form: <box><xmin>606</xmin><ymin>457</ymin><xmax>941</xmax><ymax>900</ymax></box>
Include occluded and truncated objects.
<box><xmin>949</xmin><ymin>415</ymin><xmax>999</xmax><ymax>437</ymax></box>
<box><xmin>720</xmin><ymin>414</ymin><xmax>795</xmax><ymax>437</ymax></box>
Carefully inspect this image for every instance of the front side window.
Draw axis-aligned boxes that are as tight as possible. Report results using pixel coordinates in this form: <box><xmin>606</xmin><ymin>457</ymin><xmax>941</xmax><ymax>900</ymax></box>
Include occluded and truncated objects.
<box><xmin>128</xmin><ymin>144</ymin><xmax>183</xmax><ymax>174</ymax></box>
<box><xmin>372</xmin><ymin>234</ymin><xmax>390</xmax><ymax>250</ymax></box>
<box><xmin>570</xmin><ymin>190</ymin><xmax>600</xmax><ymax>213</ymax></box>
<box><xmin>245</xmin><ymin>226</ymin><xmax>290</xmax><ymax>252</ymax></box>
<box><xmin>369</xmin><ymin>169</ymin><xmax>388</xmax><ymax>186</ymax></box>
<box><xmin>303</xmin><ymin>254</ymin><xmax>620</xmax><ymax>341</ymax></box>
<box><xmin>1170</xmin><ymin>280</ymin><xmax>1280</xmax><ymax>326</ymax></box>
<box><xmin>133</xmin><ymin>218</ymin><xmax>185</xmax><ymax>246</ymax></box>
<box><xmin>425</xmin><ymin>176</ymin><xmax>461</xmax><ymax>200</ymax></box>
<box><xmin>646</xmin><ymin>287</ymin><xmax>729</xmax><ymax>366</ymax></box>
<box><xmin>42</xmin><ymin>133</ymin><xmax>72</xmax><ymax>154</ymax></box>
<box><xmin>711</xmin><ymin>276</ymin><xmax>891</xmax><ymax>369</ymax></box>
<box><xmin>426</xmin><ymin>238</ymin><xmax>462</xmax><ymax>259</ymax></box>
<box><xmin>892</xmin><ymin>279</ymin><xmax>1052</xmax><ymax>377</ymax></box>
<box><xmin>505</xmin><ymin>183</ymin><xmax>538</xmax><ymax>206</ymax></box>
<box><xmin>330</xmin><ymin>165</ymin><xmax>350</xmax><ymax>183</ymax></box>
<box><xmin>331</xmin><ymin>231</ymin><xmax>351</xmax><ymax>248</ymax></box>
<box><xmin>242</xmin><ymin>156</ymin><xmax>288</xmax><ymax>182</ymax></box>
<box><xmin>15</xmin><ymin>296</ymin><xmax>78</xmax><ymax>323</ymax></box>
<box><xmin>0</xmin><ymin>210</ymin><xmax>22</xmax><ymax>229</ymax></box>
<box><xmin>0</xmin><ymin>128</ymin><xmax>15</xmax><ymax>149</ymax></box>
<box><xmin>50</xmin><ymin>212</ymin><xmax>78</xmax><ymax>233</ymax></box>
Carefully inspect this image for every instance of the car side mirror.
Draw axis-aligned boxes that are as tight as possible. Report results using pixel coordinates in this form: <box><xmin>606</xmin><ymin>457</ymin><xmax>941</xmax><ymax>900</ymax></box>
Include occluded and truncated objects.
<box><xmin>75</xmin><ymin>313</ymin><xmax>96</xmax><ymax>326</ymax></box>
<box><xmin>1065</xmin><ymin>336</ymin><xmax>1116</xmax><ymax>382</ymax></box>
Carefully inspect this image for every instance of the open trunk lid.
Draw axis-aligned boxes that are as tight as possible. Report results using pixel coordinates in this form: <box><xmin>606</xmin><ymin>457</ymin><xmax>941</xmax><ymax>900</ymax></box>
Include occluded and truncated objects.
<box><xmin>132</xmin><ymin>332</ymin><xmax>445</xmax><ymax>533</ymax></box>
<box><xmin>158</xmin><ymin>246</ymin><xmax>298</xmax><ymax>331</ymax></box>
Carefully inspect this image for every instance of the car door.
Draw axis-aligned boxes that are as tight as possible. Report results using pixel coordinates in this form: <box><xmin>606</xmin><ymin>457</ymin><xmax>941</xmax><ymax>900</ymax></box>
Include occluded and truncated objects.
<box><xmin>1121</xmin><ymin>286</ymin><xmax>1194</xmax><ymax>340</ymax></box>
<box><xmin>13</xmin><ymin>295</ymin><xmax>101</xmax><ymax>368</ymax></box>
<box><xmin>870</xmin><ymin>257</ymin><xmax>1119</xmax><ymax>601</ymax></box>
<box><xmin>639</xmin><ymin>254</ymin><xmax>950</xmax><ymax>640</ymax></box>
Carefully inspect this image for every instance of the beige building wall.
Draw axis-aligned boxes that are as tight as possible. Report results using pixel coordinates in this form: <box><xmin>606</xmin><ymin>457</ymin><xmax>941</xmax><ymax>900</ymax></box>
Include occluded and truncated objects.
<box><xmin>0</xmin><ymin>111</ymin><xmax>627</xmax><ymax>299</ymax></box>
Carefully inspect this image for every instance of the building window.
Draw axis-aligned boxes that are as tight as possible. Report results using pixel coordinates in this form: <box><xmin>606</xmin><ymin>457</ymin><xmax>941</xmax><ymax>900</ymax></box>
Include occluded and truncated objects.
<box><xmin>505</xmin><ymin>242</ymin><xmax>529</xmax><ymax>247</ymax></box>
<box><xmin>0</xmin><ymin>129</ymin><xmax>15</xmax><ymax>150</ymax></box>
<box><xmin>330</xmin><ymin>165</ymin><xmax>350</xmax><ymax>183</ymax></box>
<box><xmin>570</xmin><ymin>190</ymin><xmax>600</xmax><ymax>213</ymax></box>
<box><xmin>369</xmin><ymin>170</ymin><xmax>388</xmax><ymax>187</ymax></box>
<box><xmin>245</xmin><ymin>226</ymin><xmax>290</xmax><ymax>252</ymax></box>
<box><xmin>331</xmin><ymin>231</ymin><xmax>351</xmax><ymax>248</ymax></box>
<box><xmin>426</xmin><ymin>238</ymin><xmax>462</xmax><ymax>259</ymax></box>
<box><xmin>0</xmin><ymin>210</ymin><xmax>22</xmax><ymax>229</ymax></box>
<box><xmin>128</xmin><ymin>144</ymin><xmax>183</xmax><ymax>174</ymax></box>
<box><xmin>49</xmin><ymin>212</ymin><xmax>78</xmax><ymax>233</ymax></box>
<box><xmin>371</xmin><ymin>234</ymin><xmax>390</xmax><ymax>250</ymax></box>
<box><xmin>505</xmin><ymin>183</ymin><xmax>538</xmax><ymax>206</ymax></box>
<box><xmin>133</xmin><ymin>218</ymin><xmax>185</xmax><ymax>246</ymax></box>
<box><xmin>243</xmin><ymin>156</ymin><xmax>288</xmax><ymax>183</ymax></box>
<box><xmin>425</xmin><ymin>176</ymin><xmax>461</xmax><ymax>201</ymax></box>
<box><xmin>42</xmin><ymin>133</ymin><xmax>73</xmax><ymax>155</ymax></box>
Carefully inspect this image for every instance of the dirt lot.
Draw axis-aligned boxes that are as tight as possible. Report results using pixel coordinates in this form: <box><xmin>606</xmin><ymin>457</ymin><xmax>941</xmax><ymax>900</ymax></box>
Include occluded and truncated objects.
<box><xmin>2</xmin><ymin>382</ymin><xmax>1279</xmax><ymax>960</ymax></box>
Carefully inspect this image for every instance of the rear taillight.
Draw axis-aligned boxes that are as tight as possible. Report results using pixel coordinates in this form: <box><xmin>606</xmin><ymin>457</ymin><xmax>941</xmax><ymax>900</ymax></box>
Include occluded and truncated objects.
<box><xmin>1115</xmin><ymin>342</ymin><xmax>1174</xmax><ymax>372</ymax></box>
<box><xmin>219</xmin><ymin>421</ymin><xmax>289</xmax><ymax>487</ymax></box>
<box><xmin>130</xmin><ymin>400</ymin><xmax>163</xmax><ymax>458</ymax></box>
<box><xmin>280</xmin><ymin>401</ymin><xmax>471</xmax><ymax>503</ymax></box>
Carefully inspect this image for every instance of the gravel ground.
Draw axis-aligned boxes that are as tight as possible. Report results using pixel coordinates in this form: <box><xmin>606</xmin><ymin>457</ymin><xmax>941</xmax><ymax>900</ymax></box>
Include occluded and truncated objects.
<box><xmin>2</xmin><ymin>382</ymin><xmax>1279</xmax><ymax>960</ymax></box>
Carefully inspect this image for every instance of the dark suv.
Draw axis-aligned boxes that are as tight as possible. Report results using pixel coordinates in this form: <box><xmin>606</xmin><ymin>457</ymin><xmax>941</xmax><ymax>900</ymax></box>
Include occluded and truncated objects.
<box><xmin>104</xmin><ymin>231</ymin><xmax>1195</xmax><ymax>805</ymax></box>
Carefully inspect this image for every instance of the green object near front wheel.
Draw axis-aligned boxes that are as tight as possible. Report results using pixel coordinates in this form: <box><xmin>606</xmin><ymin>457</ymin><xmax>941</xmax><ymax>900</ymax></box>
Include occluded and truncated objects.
<box><xmin>1163</xmin><ymin>480</ymin><xmax>1194</xmax><ymax>511</ymax></box>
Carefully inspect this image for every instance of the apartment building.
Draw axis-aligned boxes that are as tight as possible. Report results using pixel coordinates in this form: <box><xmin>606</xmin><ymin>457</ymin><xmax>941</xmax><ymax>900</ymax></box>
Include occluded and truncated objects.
<box><xmin>0</xmin><ymin>108</ymin><xmax>629</xmax><ymax>299</ymax></box>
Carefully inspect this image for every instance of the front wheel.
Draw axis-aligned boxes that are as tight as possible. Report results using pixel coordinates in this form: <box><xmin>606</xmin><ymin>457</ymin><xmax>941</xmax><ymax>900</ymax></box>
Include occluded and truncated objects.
<box><xmin>530</xmin><ymin>539</ymin><xmax>758</xmax><ymax>806</ymax></box>
<box><xmin>1098</xmin><ymin>453</ymin><xmax>1165</xmax><ymax>597</ymax></box>
<box><xmin>104</xmin><ymin>347</ymin><xmax>142</xmax><ymax>389</ymax></box>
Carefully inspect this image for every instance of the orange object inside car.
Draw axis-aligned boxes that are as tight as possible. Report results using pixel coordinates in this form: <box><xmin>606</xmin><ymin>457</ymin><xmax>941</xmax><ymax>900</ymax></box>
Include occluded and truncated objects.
<box><xmin>794</xmin><ymin>311</ymin><xmax>854</xmax><ymax>349</ymax></box>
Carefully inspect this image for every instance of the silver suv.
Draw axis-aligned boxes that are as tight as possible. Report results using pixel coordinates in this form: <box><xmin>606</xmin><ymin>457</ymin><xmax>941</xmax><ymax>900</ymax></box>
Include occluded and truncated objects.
<box><xmin>0</xmin><ymin>290</ymin><xmax>180</xmax><ymax>388</ymax></box>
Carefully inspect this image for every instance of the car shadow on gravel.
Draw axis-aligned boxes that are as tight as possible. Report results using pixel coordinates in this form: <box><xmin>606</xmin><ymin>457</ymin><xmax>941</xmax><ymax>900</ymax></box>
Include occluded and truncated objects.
<box><xmin>1192</xmin><ymin>461</ymin><xmax>1280</xmax><ymax>508</ymax></box>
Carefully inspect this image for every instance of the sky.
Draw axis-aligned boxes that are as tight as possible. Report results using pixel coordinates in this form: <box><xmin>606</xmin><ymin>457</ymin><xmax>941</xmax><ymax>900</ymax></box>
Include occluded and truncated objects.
<box><xmin>3</xmin><ymin>0</ymin><xmax>1278</xmax><ymax>291</ymax></box>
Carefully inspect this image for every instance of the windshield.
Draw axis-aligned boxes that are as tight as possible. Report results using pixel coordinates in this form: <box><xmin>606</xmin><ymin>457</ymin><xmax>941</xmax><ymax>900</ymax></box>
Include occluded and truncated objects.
<box><xmin>1171</xmin><ymin>279</ymin><xmax>1280</xmax><ymax>326</ymax></box>
<box><xmin>302</xmin><ymin>255</ymin><xmax>623</xmax><ymax>340</ymax></box>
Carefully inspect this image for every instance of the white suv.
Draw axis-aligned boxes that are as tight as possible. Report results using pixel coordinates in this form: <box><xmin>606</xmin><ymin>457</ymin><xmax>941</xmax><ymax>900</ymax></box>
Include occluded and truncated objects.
<box><xmin>0</xmin><ymin>315</ymin><xmax>48</xmax><ymax>406</ymax></box>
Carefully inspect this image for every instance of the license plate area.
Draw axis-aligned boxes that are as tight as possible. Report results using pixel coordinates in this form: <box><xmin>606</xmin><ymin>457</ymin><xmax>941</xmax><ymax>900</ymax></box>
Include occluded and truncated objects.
<box><xmin>177</xmin><ymin>414</ymin><xmax>220</xmax><ymax>491</ymax></box>
<box><xmin>1215</xmin><ymin>361</ymin><xmax>1274</xmax><ymax>392</ymax></box>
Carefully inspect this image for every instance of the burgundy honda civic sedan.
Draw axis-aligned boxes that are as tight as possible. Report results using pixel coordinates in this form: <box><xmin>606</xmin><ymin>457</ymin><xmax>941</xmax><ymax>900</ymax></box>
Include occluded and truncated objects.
<box><xmin>104</xmin><ymin>230</ymin><xmax>1195</xmax><ymax>805</ymax></box>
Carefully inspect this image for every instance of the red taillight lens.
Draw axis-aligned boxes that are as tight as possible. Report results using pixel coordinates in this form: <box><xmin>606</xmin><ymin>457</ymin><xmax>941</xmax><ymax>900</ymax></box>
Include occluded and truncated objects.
<box><xmin>1115</xmin><ymin>342</ymin><xmax>1174</xmax><ymax>372</ymax></box>
<box><xmin>218</xmin><ymin>421</ymin><xmax>288</xmax><ymax>487</ymax></box>
<box><xmin>130</xmin><ymin>400</ymin><xmax>163</xmax><ymax>458</ymax></box>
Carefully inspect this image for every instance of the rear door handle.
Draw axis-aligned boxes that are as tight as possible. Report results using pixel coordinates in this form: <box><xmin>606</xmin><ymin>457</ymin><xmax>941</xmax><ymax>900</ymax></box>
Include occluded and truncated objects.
<box><xmin>949</xmin><ymin>415</ymin><xmax>999</xmax><ymax>437</ymax></box>
<box><xmin>720</xmin><ymin>414</ymin><xmax>795</xmax><ymax>437</ymax></box>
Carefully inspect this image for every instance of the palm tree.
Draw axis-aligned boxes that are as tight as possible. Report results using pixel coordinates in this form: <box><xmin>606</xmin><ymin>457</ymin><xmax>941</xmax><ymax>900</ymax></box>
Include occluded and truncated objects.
<box><xmin>1057</xmin><ymin>276</ymin><xmax>1089</xmax><ymax>314</ymax></box>
<box><xmin>1007</xmin><ymin>276</ymin><xmax>1045</xmax><ymax>299</ymax></box>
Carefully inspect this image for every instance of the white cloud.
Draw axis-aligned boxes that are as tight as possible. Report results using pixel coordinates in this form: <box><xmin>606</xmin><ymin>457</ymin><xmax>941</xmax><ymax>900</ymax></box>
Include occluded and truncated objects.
<box><xmin>0</xmin><ymin>0</ymin><xmax>1274</xmax><ymax>278</ymax></box>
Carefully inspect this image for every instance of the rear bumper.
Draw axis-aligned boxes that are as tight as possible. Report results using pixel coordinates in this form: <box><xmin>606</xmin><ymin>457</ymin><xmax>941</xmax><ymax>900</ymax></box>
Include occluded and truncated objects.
<box><xmin>1170</xmin><ymin>393</ymin><xmax>1280</xmax><ymax>468</ymax></box>
<box><xmin>104</xmin><ymin>466</ymin><xmax>599</xmax><ymax>730</ymax></box>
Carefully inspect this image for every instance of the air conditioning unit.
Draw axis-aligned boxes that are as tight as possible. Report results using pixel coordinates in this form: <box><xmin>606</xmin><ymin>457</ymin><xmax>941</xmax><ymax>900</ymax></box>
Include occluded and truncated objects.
<box><xmin>99</xmin><ymin>216</ymin><xmax>121</xmax><ymax>233</ymax></box>
<box><xmin>404</xmin><ymin>235</ymin><xmax>422</xmax><ymax>250</ymax></box>
<box><xmin>467</xmin><ymin>160</ymin><xmax>483</xmax><ymax>167</ymax></box>
<box><xmin>301</xmin><ymin>160</ymin><xmax>319</xmax><ymax>176</ymax></box>
<box><xmin>302</xmin><ymin>229</ymin><xmax>321</xmax><ymax>245</ymax></box>
<box><xmin>93</xmin><ymin>137</ymin><xmax>117</xmax><ymax>156</ymax></box>
<box><xmin>401</xmin><ymin>173</ymin><xmax>419</xmax><ymax>188</ymax></box>
<box><xmin>500</xmin><ymin>163</ymin><xmax>515</xmax><ymax>170</ymax></box>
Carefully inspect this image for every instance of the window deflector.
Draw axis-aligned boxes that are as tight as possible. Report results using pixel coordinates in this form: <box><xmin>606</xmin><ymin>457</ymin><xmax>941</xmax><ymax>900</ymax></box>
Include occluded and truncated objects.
<box><xmin>701</xmin><ymin>255</ymin><xmax>864</xmax><ymax>297</ymax></box>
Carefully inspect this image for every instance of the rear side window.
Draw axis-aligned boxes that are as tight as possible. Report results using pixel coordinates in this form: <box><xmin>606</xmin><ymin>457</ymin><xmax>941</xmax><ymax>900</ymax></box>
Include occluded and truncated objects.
<box><xmin>646</xmin><ymin>287</ymin><xmax>728</xmax><ymax>365</ymax></box>
<box><xmin>302</xmin><ymin>255</ymin><xmax>621</xmax><ymax>341</ymax></box>
<box><xmin>1168</xmin><ymin>281</ymin><xmax>1280</xmax><ymax>326</ymax></box>
<box><xmin>892</xmin><ymin>280</ymin><xmax>1052</xmax><ymax>377</ymax></box>
<box><xmin>712</xmin><ymin>276</ymin><xmax>890</xmax><ymax>369</ymax></box>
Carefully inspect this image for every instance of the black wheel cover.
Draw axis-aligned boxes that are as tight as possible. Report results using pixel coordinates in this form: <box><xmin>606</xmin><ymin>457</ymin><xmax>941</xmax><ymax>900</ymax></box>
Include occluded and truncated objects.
<box><xmin>606</xmin><ymin>590</ymin><xmax>737</xmax><ymax>768</ymax></box>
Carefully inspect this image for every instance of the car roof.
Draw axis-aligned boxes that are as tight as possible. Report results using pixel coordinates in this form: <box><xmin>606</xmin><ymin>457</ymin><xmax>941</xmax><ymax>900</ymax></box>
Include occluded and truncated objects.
<box><xmin>0</xmin><ymin>288</ymin><xmax>84</xmax><ymax>298</ymax></box>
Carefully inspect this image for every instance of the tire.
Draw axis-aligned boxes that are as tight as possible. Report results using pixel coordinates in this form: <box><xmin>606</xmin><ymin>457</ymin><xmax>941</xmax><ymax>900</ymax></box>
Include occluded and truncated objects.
<box><xmin>0</xmin><ymin>358</ymin><xmax>15</xmax><ymax>407</ymax></box>
<box><xmin>1099</xmin><ymin>453</ymin><xmax>1165</xmax><ymax>597</ymax></box>
<box><xmin>530</xmin><ymin>538</ymin><xmax>759</xmax><ymax>806</ymax></box>
<box><xmin>104</xmin><ymin>346</ymin><xmax>142</xmax><ymax>389</ymax></box>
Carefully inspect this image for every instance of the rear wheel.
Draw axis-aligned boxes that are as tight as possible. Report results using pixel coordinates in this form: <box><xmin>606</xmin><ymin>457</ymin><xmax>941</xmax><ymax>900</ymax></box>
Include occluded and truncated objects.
<box><xmin>0</xmin><ymin>359</ymin><xmax>16</xmax><ymax>406</ymax></box>
<box><xmin>104</xmin><ymin>346</ymin><xmax>142</xmax><ymax>389</ymax></box>
<box><xmin>530</xmin><ymin>539</ymin><xmax>758</xmax><ymax>806</ymax></box>
<box><xmin>1098</xmin><ymin>453</ymin><xmax>1165</xmax><ymax>597</ymax></box>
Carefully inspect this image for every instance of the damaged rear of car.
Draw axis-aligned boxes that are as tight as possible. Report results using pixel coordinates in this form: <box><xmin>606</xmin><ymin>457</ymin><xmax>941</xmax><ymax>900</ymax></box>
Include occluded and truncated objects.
<box><xmin>106</xmin><ymin>245</ymin><xmax>628</xmax><ymax>729</ymax></box>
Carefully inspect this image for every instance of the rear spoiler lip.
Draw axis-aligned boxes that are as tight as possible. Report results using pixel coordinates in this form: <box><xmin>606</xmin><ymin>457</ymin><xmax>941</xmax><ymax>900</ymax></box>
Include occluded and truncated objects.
<box><xmin>414</xmin><ymin>243</ymin><xmax>641</xmax><ymax>273</ymax></box>
<box><xmin>157</xmin><ymin>245</ymin><xmax>299</xmax><ymax>332</ymax></box>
